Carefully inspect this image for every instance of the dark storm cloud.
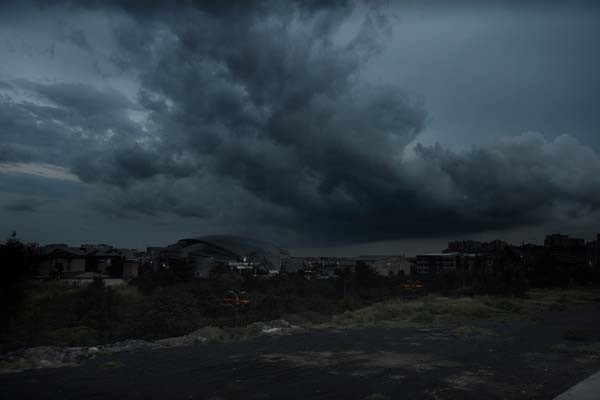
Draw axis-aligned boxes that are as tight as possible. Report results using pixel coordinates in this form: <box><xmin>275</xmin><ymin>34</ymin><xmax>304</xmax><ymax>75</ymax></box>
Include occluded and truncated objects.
<box><xmin>85</xmin><ymin>0</ymin><xmax>433</xmax><ymax>240</ymax></box>
<box><xmin>31</xmin><ymin>82</ymin><xmax>133</xmax><ymax>115</ymax></box>
<box><xmin>0</xmin><ymin>79</ymin><xmax>196</xmax><ymax>186</ymax></box>
<box><xmin>412</xmin><ymin>133</ymin><xmax>600</xmax><ymax>230</ymax></box>
<box><xmin>4</xmin><ymin>197</ymin><xmax>51</xmax><ymax>212</ymax></box>
<box><xmin>63</xmin><ymin>29</ymin><xmax>91</xmax><ymax>51</ymax></box>
<box><xmin>2</xmin><ymin>0</ymin><xmax>600</xmax><ymax>246</ymax></box>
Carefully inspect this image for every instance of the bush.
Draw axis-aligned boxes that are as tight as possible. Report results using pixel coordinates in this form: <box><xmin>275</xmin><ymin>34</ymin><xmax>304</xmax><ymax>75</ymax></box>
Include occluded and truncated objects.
<box><xmin>129</xmin><ymin>287</ymin><xmax>206</xmax><ymax>338</ymax></box>
<box><xmin>76</xmin><ymin>277</ymin><xmax>116</xmax><ymax>335</ymax></box>
<box><xmin>44</xmin><ymin>326</ymin><xmax>99</xmax><ymax>347</ymax></box>
<box><xmin>549</xmin><ymin>302</ymin><xmax>567</xmax><ymax>311</ymax></box>
<box><xmin>0</xmin><ymin>233</ymin><xmax>36</xmax><ymax>323</ymax></box>
<box><xmin>410</xmin><ymin>311</ymin><xmax>434</xmax><ymax>324</ymax></box>
<box><xmin>562</xmin><ymin>329</ymin><xmax>592</xmax><ymax>342</ymax></box>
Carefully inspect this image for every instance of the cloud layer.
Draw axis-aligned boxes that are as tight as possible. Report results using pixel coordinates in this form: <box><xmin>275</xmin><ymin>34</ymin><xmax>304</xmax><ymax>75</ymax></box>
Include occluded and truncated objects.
<box><xmin>1</xmin><ymin>0</ymin><xmax>599</xmax><ymax>246</ymax></box>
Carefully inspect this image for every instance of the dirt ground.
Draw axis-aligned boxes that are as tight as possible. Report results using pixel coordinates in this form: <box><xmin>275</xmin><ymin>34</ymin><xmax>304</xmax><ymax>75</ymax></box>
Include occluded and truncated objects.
<box><xmin>1</xmin><ymin>301</ymin><xmax>600</xmax><ymax>399</ymax></box>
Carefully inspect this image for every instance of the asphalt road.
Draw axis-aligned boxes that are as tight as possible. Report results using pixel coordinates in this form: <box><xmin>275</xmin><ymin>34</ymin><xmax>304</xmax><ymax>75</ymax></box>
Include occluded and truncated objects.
<box><xmin>2</xmin><ymin>304</ymin><xmax>600</xmax><ymax>400</ymax></box>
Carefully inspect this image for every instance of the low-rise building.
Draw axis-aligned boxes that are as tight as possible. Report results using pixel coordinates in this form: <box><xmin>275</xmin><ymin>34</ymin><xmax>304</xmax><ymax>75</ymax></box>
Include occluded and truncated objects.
<box><xmin>371</xmin><ymin>256</ymin><xmax>413</xmax><ymax>276</ymax></box>
<box><xmin>544</xmin><ymin>234</ymin><xmax>587</xmax><ymax>266</ymax></box>
<box><xmin>36</xmin><ymin>245</ymin><xmax>86</xmax><ymax>276</ymax></box>
<box><xmin>415</xmin><ymin>253</ymin><xmax>461</xmax><ymax>275</ymax></box>
<box><xmin>61</xmin><ymin>272</ymin><xmax>126</xmax><ymax>287</ymax></box>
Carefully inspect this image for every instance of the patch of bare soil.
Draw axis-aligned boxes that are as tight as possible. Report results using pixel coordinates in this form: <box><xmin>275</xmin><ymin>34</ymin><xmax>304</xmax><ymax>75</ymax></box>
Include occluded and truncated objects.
<box><xmin>445</xmin><ymin>369</ymin><xmax>495</xmax><ymax>390</ymax></box>
<box><xmin>260</xmin><ymin>350</ymin><xmax>461</xmax><ymax>371</ymax></box>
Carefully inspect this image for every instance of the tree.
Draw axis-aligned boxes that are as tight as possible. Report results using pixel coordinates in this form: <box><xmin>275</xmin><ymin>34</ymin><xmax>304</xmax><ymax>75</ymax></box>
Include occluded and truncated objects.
<box><xmin>0</xmin><ymin>232</ymin><xmax>34</xmax><ymax>325</ymax></box>
<box><xmin>472</xmin><ymin>247</ymin><xmax>529</xmax><ymax>295</ymax></box>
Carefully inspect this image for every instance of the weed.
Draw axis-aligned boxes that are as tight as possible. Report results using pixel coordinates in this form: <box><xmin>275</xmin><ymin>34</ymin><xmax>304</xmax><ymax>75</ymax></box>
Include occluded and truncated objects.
<box><xmin>562</xmin><ymin>329</ymin><xmax>592</xmax><ymax>342</ymax></box>
<box><xmin>101</xmin><ymin>361</ymin><xmax>125</xmax><ymax>369</ymax></box>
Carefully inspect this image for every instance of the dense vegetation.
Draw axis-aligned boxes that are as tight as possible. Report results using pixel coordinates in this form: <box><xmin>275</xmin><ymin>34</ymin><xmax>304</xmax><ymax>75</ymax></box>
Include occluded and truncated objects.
<box><xmin>0</xmin><ymin>262</ymin><xmax>416</xmax><ymax>352</ymax></box>
<box><xmin>1</xmin><ymin>235</ymin><xmax>599</xmax><ymax>352</ymax></box>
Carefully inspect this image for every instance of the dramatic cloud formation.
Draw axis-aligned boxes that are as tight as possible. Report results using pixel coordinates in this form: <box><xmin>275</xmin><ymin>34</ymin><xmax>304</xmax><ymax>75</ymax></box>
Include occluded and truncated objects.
<box><xmin>0</xmin><ymin>0</ymin><xmax>599</xmax><ymax>249</ymax></box>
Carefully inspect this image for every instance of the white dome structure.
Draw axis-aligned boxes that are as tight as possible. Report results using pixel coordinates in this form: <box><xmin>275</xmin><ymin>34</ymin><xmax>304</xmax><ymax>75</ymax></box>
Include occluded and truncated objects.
<box><xmin>160</xmin><ymin>235</ymin><xmax>290</xmax><ymax>277</ymax></box>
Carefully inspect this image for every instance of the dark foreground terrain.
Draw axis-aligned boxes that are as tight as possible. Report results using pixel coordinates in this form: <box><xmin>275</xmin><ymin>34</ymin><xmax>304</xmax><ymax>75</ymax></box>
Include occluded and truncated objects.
<box><xmin>2</xmin><ymin>302</ymin><xmax>600</xmax><ymax>400</ymax></box>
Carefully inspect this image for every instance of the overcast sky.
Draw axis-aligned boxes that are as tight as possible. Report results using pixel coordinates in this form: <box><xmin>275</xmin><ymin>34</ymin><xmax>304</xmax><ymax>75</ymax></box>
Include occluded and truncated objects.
<box><xmin>1</xmin><ymin>1</ymin><xmax>599</xmax><ymax>255</ymax></box>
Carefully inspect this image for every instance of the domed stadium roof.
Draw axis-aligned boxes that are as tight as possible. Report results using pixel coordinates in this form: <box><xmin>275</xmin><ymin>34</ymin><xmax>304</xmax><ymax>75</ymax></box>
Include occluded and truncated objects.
<box><xmin>193</xmin><ymin>235</ymin><xmax>289</xmax><ymax>258</ymax></box>
<box><xmin>162</xmin><ymin>235</ymin><xmax>289</xmax><ymax>270</ymax></box>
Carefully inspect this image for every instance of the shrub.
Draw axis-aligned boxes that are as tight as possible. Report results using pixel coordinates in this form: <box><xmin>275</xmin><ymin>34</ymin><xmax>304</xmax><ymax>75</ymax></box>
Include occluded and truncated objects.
<box><xmin>44</xmin><ymin>326</ymin><xmax>99</xmax><ymax>347</ymax></box>
<box><xmin>76</xmin><ymin>277</ymin><xmax>116</xmax><ymax>334</ymax></box>
<box><xmin>549</xmin><ymin>302</ymin><xmax>567</xmax><ymax>311</ymax></box>
<box><xmin>129</xmin><ymin>287</ymin><xmax>206</xmax><ymax>338</ymax></box>
<box><xmin>366</xmin><ymin>394</ymin><xmax>389</xmax><ymax>400</ymax></box>
<box><xmin>101</xmin><ymin>361</ymin><xmax>125</xmax><ymax>369</ymax></box>
<box><xmin>410</xmin><ymin>311</ymin><xmax>434</xmax><ymax>324</ymax></box>
<box><xmin>562</xmin><ymin>329</ymin><xmax>592</xmax><ymax>342</ymax></box>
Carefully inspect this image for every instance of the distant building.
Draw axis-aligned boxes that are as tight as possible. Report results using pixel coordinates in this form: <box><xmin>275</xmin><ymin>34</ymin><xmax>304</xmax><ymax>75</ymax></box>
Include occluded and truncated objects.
<box><xmin>371</xmin><ymin>256</ymin><xmax>413</xmax><ymax>276</ymax></box>
<box><xmin>160</xmin><ymin>235</ymin><xmax>290</xmax><ymax>278</ymax></box>
<box><xmin>414</xmin><ymin>253</ymin><xmax>481</xmax><ymax>275</ymax></box>
<box><xmin>118</xmin><ymin>248</ymin><xmax>141</xmax><ymax>279</ymax></box>
<box><xmin>544</xmin><ymin>234</ymin><xmax>585</xmax><ymax>249</ymax></box>
<box><xmin>34</xmin><ymin>243</ymin><xmax>141</xmax><ymax>282</ymax></box>
<box><xmin>445</xmin><ymin>240</ymin><xmax>508</xmax><ymax>255</ymax></box>
<box><xmin>83</xmin><ymin>247</ymin><xmax>140</xmax><ymax>279</ymax></box>
<box><xmin>80</xmin><ymin>244</ymin><xmax>113</xmax><ymax>253</ymax></box>
<box><xmin>585</xmin><ymin>234</ymin><xmax>600</xmax><ymax>268</ymax></box>
<box><xmin>445</xmin><ymin>240</ymin><xmax>483</xmax><ymax>254</ymax></box>
<box><xmin>36</xmin><ymin>245</ymin><xmax>86</xmax><ymax>276</ymax></box>
<box><xmin>517</xmin><ymin>243</ymin><xmax>546</xmax><ymax>264</ymax></box>
<box><xmin>544</xmin><ymin>234</ymin><xmax>587</xmax><ymax>266</ymax></box>
<box><xmin>415</xmin><ymin>253</ymin><xmax>461</xmax><ymax>275</ymax></box>
<box><xmin>284</xmin><ymin>255</ymin><xmax>415</xmax><ymax>278</ymax></box>
<box><xmin>61</xmin><ymin>272</ymin><xmax>127</xmax><ymax>287</ymax></box>
<box><xmin>281</xmin><ymin>257</ymin><xmax>305</xmax><ymax>273</ymax></box>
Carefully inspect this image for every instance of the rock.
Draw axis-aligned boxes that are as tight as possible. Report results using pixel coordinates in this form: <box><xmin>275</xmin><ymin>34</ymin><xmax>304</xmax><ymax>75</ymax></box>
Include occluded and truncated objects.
<box><xmin>155</xmin><ymin>326</ymin><xmax>228</xmax><ymax>348</ymax></box>
<box><xmin>245</xmin><ymin>320</ymin><xmax>299</xmax><ymax>336</ymax></box>
<box><xmin>156</xmin><ymin>336</ymin><xmax>195</xmax><ymax>348</ymax></box>
<box><xmin>0</xmin><ymin>320</ymin><xmax>303</xmax><ymax>374</ymax></box>
<box><xmin>190</xmin><ymin>326</ymin><xmax>229</xmax><ymax>342</ymax></box>
<box><xmin>246</xmin><ymin>322</ymin><xmax>269</xmax><ymax>335</ymax></box>
<box><xmin>0</xmin><ymin>346</ymin><xmax>83</xmax><ymax>373</ymax></box>
<box><xmin>261</xmin><ymin>327</ymin><xmax>282</xmax><ymax>334</ymax></box>
<box><xmin>103</xmin><ymin>339</ymin><xmax>158</xmax><ymax>354</ymax></box>
<box><xmin>268</xmin><ymin>320</ymin><xmax>292</xmax><ymax>329</ymax></box>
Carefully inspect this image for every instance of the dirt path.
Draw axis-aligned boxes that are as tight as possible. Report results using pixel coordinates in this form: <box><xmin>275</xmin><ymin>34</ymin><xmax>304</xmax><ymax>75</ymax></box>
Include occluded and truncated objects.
<box><xmin>1</xmin><ymin>304</ymin><xmax>599</xmax><ymax>400</ymax></box>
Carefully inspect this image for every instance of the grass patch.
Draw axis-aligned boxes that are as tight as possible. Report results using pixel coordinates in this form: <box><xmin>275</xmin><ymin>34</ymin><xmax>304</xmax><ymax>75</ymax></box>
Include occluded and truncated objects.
<box><xmin>454</xmin><ymin>325</ymin><xmax>497</xmax><ymax>337</ymax></box>
<box><xmin>332</xmin><ymin>295</ymin><xmax>510</xmax><ymax>326</ymax></box>
<box><xmin>365</xmin><ymin>393</ymin><xmax>389</xmax><ymax>400</ymax></box>
<box><xmin>576</xmin><ymin>343</ymin><xmax>600</xmax><ymax>356</ymax></box>
<box><xmin>526</xmin><ymin>288</ymin><xmax>600</xmax><ymax>310</ymax></box>
<box><xmin>548</xmin><ymin>302</ymin><xmax>568</xmax><ymax>311</ymax></box>
<box><xmin>553</xmin><ymin>342</ymin><xmax>600</xmax><ymax>356</ymax></box>
<box><xmin>410</xmin><ymin>311</ymin><xmax>435</xmax><ymax>324</ymax></box>
<box><xmin>562</xmin><ymin>329</ymin><xmax>593</xmax><ymax>342</ymax></box>
<box><xmin>330</xmin><ymin>288</ymin><xmax>600</xmax><ymax>327</ymax></box>
<box><xmin>44</xmin><ymin>326</ymin><xmax>99</xmax><ymax>347</ymax></box>
<box><xmin>101</xmin><ymin>361</ymin><xmax>125</xmax><ymax>369</ymax></box>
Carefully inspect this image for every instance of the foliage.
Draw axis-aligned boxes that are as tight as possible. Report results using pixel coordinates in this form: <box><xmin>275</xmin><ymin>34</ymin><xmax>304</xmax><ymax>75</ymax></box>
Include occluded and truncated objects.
<box><xmin>562</xmin><ymin>329</ymin><xmax>592</xmax><ymax>342</ymax></box>
<box><xmin>127</xmin><ymin>286</ymin><xmax>206</xmax><ymax>338</ymax></box>
<box><xmin>0</xmin><ymin>233</ymin><xmax>36</xmax><ymax>327</ymax></box>
<box><xmin>44</xmin><ymin>326</ymin><xmax>100</xmax><ymax>347</ymax></box>
<box><xmin>1</xmin><ymin>233</ymin><xmax>599</xmax><ymax>351</ymax></box>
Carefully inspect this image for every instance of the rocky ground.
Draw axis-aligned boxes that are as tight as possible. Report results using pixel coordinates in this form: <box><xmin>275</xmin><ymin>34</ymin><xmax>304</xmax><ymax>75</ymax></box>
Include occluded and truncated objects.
<box><xmin>1</xmin><ymin>302</ymin><xmax>600</xmax><ymax>399</ymax></box>
<box><xmin>0</xmin><ymin>320</ymin><xmax>300</xmax><ymax>374</ymax></box>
